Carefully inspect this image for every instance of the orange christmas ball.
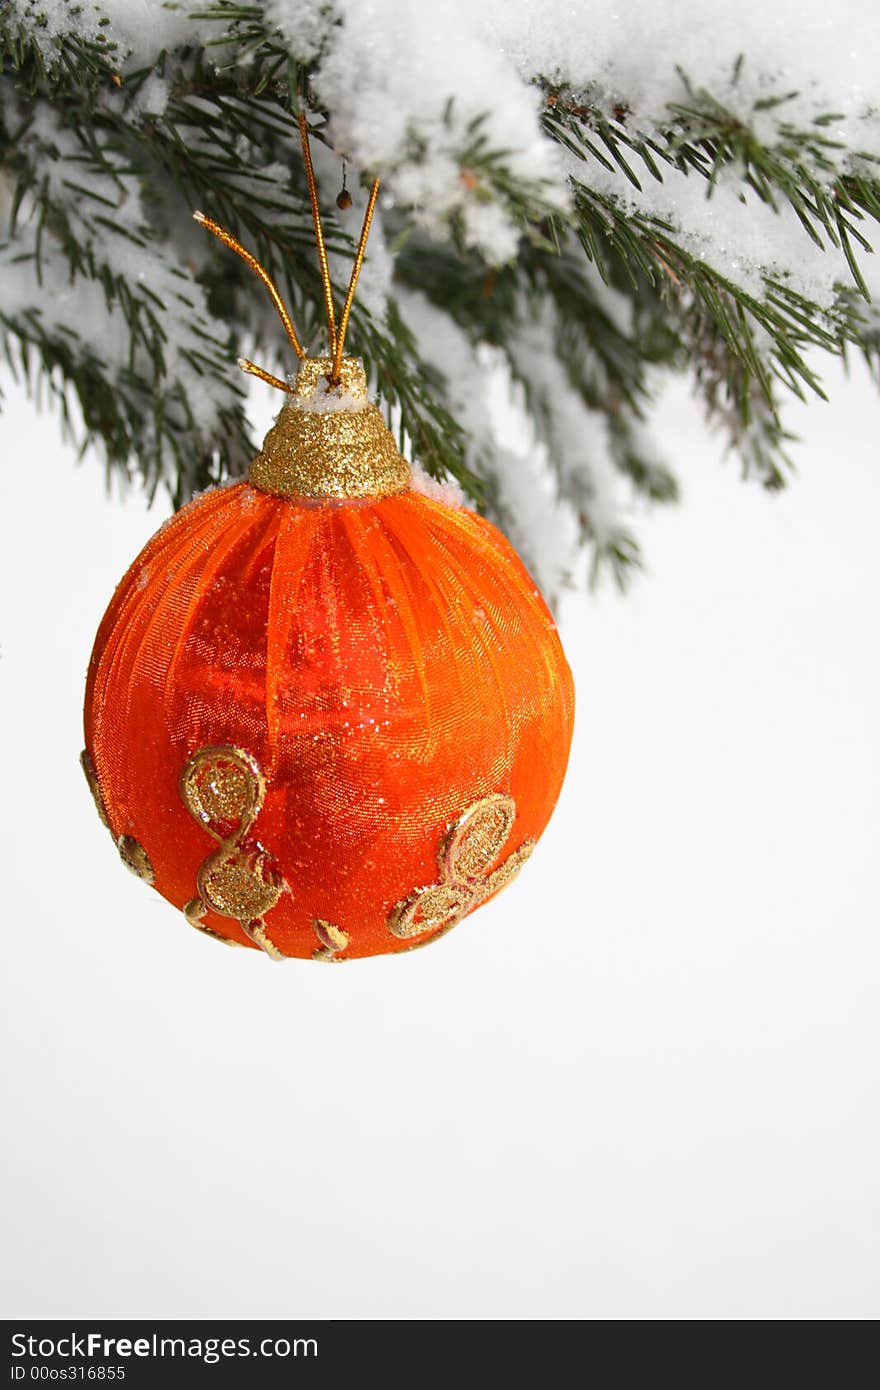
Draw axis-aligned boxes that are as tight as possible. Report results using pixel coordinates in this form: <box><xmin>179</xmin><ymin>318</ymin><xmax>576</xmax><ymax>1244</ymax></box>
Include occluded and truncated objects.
<box><xmin>83</xmin><ymin>357</ymin><xmax>574</xmax><ymax>961</ymax></box>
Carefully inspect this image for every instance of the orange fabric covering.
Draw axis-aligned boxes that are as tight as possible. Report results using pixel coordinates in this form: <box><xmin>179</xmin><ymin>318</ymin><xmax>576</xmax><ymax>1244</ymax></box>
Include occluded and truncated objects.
<box><xmin>84</xmin><ymin>482</ymin><xmax>575</xmax><ymax>958</ymax></box>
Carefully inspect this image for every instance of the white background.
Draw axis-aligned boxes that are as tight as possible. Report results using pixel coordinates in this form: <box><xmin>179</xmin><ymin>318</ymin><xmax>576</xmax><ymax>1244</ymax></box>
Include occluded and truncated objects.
<box><xmin>1</xmin><ymin>356</ymin><xmax>878</xmax><ymax>1319</ymax></box>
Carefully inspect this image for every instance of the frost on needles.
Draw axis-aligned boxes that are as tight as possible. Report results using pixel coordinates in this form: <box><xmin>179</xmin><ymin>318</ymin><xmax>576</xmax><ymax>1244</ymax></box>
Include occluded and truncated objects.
<box><xmin>1</xmin><ymin>0</ymin><xmax>878</xmax><ymax>593</ymax></box>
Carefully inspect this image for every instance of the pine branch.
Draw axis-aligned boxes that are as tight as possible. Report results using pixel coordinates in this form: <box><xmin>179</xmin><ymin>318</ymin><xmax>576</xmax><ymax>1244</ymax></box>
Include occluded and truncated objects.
<box><xmin>0</xmin><ymin>11</ymin><xmax>477</xmax><ymax>500</ymax></box>
<box><xmin>1</xmin><ymin>3</ymin><xmax>878</xmax><ymax>591</ymax></box>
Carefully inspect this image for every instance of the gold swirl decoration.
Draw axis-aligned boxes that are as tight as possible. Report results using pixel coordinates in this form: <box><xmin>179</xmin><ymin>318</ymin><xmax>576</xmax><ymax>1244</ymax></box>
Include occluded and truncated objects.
<box><xmin>389</xmin><ymin>794</ymin><xmax>534</xmax><ymax>948</ymax></box>
<box><xmin>312</xmin><ymin>919</ymin><xmax>350</xmax><ymax>962</ymax></box>
<box><xmin>80</xmin><ymin>749</ymin><xmax>154</xmax><ymax>885</ymax></box>
<box><xmin>179</xmin><ymin>745</ymin><xmax>285</xmax><ymax>958</ymax></box>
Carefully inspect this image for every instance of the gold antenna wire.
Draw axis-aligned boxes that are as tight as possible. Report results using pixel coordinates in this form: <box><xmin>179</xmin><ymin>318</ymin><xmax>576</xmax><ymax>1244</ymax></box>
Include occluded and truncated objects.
<box><xmin>298</xmin><ymin>110</ymin><xmax>337</xmax><ymax>355</ymax></box>
<box><xmin>330</xmin><ymin>178</ymin><xmax>380</xmax><ymax>384</ymax></box>
<box><xmin>193</xmin><ymin>211</ymin><xmax>305</xmax><ymax>361</ymax></box>
<box><xmin>194</xmin><ymin>118</ymin><xmax>381</xmax><ymax>396</ymax></box>
<box><xmin>237</xmin><ymin>358</ymin><xmax>295</xmax><ymax>394</ymax></box>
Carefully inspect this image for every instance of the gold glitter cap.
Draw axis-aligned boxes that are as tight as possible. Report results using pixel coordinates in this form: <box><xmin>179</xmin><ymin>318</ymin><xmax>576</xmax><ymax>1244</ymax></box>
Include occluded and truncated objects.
<box><xmin>249</xmin><ymin>356</ymin><xmax>412</xmax><ymax>501</ymax></box>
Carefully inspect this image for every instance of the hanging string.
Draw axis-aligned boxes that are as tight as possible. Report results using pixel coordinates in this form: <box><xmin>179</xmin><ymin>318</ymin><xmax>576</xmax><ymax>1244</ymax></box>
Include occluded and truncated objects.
<box><xmin>336</xmin><ymin>160</ymin><xmax>352</xmax><ymax>210</ymax></box>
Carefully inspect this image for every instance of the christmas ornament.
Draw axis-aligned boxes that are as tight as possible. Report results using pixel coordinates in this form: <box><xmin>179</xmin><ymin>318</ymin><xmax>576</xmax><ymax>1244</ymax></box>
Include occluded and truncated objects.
<box><xmin>82</xmin><ymin>114</ymin><xmax>574</xmax><ymax>962</ymax></box>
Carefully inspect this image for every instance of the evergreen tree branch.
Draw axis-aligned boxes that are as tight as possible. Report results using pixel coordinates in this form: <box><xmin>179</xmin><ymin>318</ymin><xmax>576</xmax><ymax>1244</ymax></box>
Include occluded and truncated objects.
<box><xmin>0</xmin><ymin>3</ymin><xmax>878</xmax><ymax>590</ymax></box>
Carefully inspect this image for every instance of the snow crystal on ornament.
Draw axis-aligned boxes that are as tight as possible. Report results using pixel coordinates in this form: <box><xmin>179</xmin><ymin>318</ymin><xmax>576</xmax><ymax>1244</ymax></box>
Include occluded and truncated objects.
<box><xmin>409</xmin><ymin>462</ymin><xmax>464</xmax><ymax>509</ymax></box>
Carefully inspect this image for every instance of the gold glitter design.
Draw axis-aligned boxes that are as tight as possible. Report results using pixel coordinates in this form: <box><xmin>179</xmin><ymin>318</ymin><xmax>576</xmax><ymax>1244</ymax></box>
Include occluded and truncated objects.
<box><xmin>312</xmin><ymin>919</ymin><xmax>350</xmax><ymax>962</ymax></box>
<box><xmin>180</xmin><ymin>745</ymin><xmax>285</xmax><ymax>960</ymax></box>
<box><xmin>389</xmin><ymin>794</ymin><xmax>535</xmax><ymax>946</ymax></box>
<box><xmin>247</xmin><ymin>920</ymin><xmax>286</xmax><ymax>961</ymax></box>
<box><xmin>180</xmin><ymin>745</ymin><xmax>264</xmax><ymax>830</ymax></box>
<box><xmin>393</xmin><ymin>883</ymin><xmax>463</xmax><ymax>934</ymax></box>
<box><xmin>249</xmin><ymin>357</ymin><xmax>411</xmax><ymax>501</ymax></box>
<box><xmin>291</xmin><ymin>356</ymin><xmax>368</xmax><ymax>400</ymax></box>
<box><xmin>80</xmin><ymin>749</ymin><xmax>111</xmax><ymax>830</ymax></box>
<box><xmin>197</xmin><ymin>851</ymin><xmax>280</xmax><ymax>921</ymax></box>
<box><xmin>118</xmin><ymin>834</ymin><xmax>155</xmax><ymax>885</ymax></box>
<box><xmin>184</xmin><ymin>902</ymin><xmax>245</xmax><ymax>947</ymax></box>
<box><xmin>447</xmin><ymin>796</ymin><xmax>515</xmax><ymax>881</ymax></box>
<box><xmin>82</xmin><ymin>748</ymin><xmax>156</xmax><ymax>887</ymax></box>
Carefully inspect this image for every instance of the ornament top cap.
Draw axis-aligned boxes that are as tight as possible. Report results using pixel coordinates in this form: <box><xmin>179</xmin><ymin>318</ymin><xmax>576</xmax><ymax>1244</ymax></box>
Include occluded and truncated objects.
<box><xmin>195</xmin><ymin>114</ymin><xmax>401</xmax><ymax>500</ymax></box>
<box><xmin>249</xmin><ymin>356</ymin><xmax>411</xmax><ymax>502</ymax></box>
<box><xmin>292</xmin><ymin>355</ymin><xmax>368</xmax><ymax>404</ymax></box>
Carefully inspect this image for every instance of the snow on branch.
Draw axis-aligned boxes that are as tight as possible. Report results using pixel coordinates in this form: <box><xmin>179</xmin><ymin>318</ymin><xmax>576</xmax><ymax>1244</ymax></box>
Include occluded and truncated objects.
<box><xmin>0</xmin><ymin>0</ymin><xmax>878</xmax><ymax>593</ymax></box>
